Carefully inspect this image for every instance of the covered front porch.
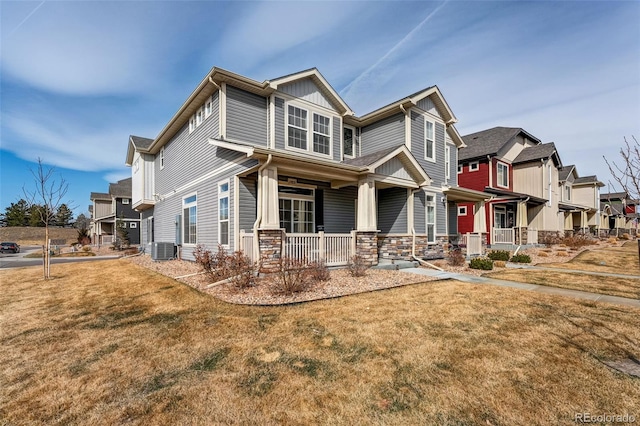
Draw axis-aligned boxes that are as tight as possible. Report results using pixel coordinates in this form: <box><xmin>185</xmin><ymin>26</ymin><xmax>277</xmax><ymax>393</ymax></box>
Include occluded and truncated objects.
<box><xmin>484</xmin><ymin>189</ymin><xmax>547</xmax><ymax>246</ymax></box>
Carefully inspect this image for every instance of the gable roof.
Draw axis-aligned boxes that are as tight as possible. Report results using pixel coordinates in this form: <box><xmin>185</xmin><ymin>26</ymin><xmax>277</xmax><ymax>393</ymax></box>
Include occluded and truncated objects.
<box><xmin>342</xmin><ymin>145</ymin><xmax>400</xmax><ymax>167</ymax></box>
<box><xmin>90</xmin><ymin>192</ymin><xmax>111</xmax><ymax>201</ymax></box>
<box><xmin>130</xmin><ymin>135</ymin><xmax>153</xmax><ymax>150</ymax></box>
<box><xmin>512</xmin><ymin>142</ymin><xmax>561</xmax><ymax>166</ymax></box>
<box><xmin>343</xmin><ymin>144</ymin><xmax>431</xmax><ymax>186</ymax></box>
<box><xmin>558</xmin><ymin>165</ymin><xmax>575</xmax><ymax>182</ymax></box>
<box><xmin>460</xmin><ymin>127</ymin><xmax>541</xmax><ymax>161</ymax></box>
<box><xmin>108</xmin><ymin>178</ymin><xmax>132</xmax><ymax>198</ymax></box>
<box><xmin>573</xmin><ymin>175</ymin><xmax>604</xmax><ymax>187</ymax></box>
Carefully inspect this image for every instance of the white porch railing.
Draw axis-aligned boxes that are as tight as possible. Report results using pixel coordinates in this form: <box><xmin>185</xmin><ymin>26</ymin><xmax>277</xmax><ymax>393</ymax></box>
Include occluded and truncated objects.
<box><xmin>239</xmin><ymin>230</ymin><xmax>354</xmax><ymax>266</ymax></box>
<box><xmin>465</xmin><ymin>232</ymin><xmax>483</xmax><ymax>256</ymax></box>
<box><xmin>101</xmin><ymin>235</ymin><xmax>114</xmax><ymax>245</ymax></box>
<box><xmin>528</xmin><ymin>228</ymin><xmax>538</xmax><ymax>245</ymax></box>
<box><xmin>493</xmin><ymin>228</ymin><xmax>514</xmax><ymax>244</ymax></box>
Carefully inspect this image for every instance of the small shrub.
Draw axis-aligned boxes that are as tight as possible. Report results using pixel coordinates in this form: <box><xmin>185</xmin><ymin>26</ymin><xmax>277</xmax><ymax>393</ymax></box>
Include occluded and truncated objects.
<box><xmin>621</xmin><ymin>233</ymin><xmax>631</xmax><ymax>240</ymax></box>
<box><xmin>509</xmin><ymin>253</ymin><xmax>531</xmax><ymax>263</ymax></box>
<box><xmin>308</xmin><ymin>260</ymin><xmax>331</xmax><ymax>282</ymax></box>
<box><xmin>494</xmin><ymin>260</ymin><xmax>506</xmax><ymax>268</ymax></box>
<box><xmin>447</xmin><ymin>248</ymin><xmax>465</xmax><ymax>266</ymax></box>
<box><xmin>124</xmin><ymin>247</ymin><xmax>139</xmax><ymax>256</ymax></box>
<box><xmin>82</xmin><ymin>245</ymin><xmax>92</xmax><ymax>252</ymax></box>
<box><xmin>227</xmin><ymin>251</ymin><xmax>256</xmax><ymax>289</ymax></box>
<box><xmin>487</xmin><ymin>250</ymin><xmax>510</xmax><ymax>261</ymax></box>
<box><xmin>194</xmin><ymin>244</ymin><xmax>232</xmax><ymax>282</ymax></box>
<box><xmin>347</xmin><ymin>255</ymin><xmax>368</xmax><ymax>277</ymax></box>
<box><xmin>537</xmin><ymin>251</ymin><xmax>548</xmax><ymax>257</ymax></box>
<box><xmin>607</xmin><ymin>237</ymin><xmax>618</xmax><ymax>244</ymax></box>
<box><xmin>556</xmin><ymin>251</ymin><xmax>568</xmax><ymax>257</ymax></box>
<box><xmin>469</xmin><ymin>257</ymin><xmax>493</xmax><ymax>270</ymax></box>
<box><xmin>274</xmin><ymin>256</ymin><xmax>312</xmax><ymax>295</ymax></box>
<box><xmin>560</xmin><ymin>234</ymin><xmax>595</xmax><ymax>249</ymax></box>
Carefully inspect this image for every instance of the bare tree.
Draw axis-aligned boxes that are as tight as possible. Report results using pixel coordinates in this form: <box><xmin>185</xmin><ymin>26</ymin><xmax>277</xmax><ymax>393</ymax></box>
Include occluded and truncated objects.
<box><xmin>604</xmin><ymin>135</ymin><xmax>640</xmax><ymax>200</ymax></box>
<box><xmin>23</xmin><ymin>158</ymin><xmax>70</xmax><ymax>279</ymax></box>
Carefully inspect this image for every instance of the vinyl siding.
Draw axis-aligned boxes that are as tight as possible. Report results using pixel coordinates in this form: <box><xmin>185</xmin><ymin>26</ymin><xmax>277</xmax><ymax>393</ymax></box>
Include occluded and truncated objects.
<box><xmin>226</xmin><ymin>86</ymin><xmax>268</xmax><ymax>145</ymax></box>
<box><xmin>448</xmin><ymin>141</ymin><xmax>458</xmax><ymax>186</ymax></box>
<box><xmin>411</xmin><ymin>111</ymin><xmax>446</xmax><ymax>187</ymax></box>
<box><xmin>360</xmin><ymin>113</ymin><xmax>405</xmax><ymax>156</ymax></box>
<box><xmin>447</xmin><ymin>202</ymin><xmax>457</xmax><ymax>235</ymax></box>
<box><xmin>324</xmin><ymin>186</ymin><xmax>356</xmax><ymax>232</ymax></box>
<box><xmin>274</xmin><ymin>97</ymin><xmax>285</xmax><ymax>150</ymax></box>
<box><xmin>414</xmin><ymin>190</ymin><xmax>426</xmax><ymax>233</ymax></box>
<box><xmin>279</xmin><ymin>79</ymin><xmax>334</xmax><ymax>110</ymax></box>
<box><xmin>436</xmin><ymin>196</ymin><xmax>446</xmax><ymax>235</ymax></box>
<box><xmin>333</xmin><ymin>116</ymin><xmax>341</xmax><ymax>162</ymax></box>
<box><xmin>375</xmin><ymin>157</ymin><xmax>411</xmax><ymax>180</ymax></box>
<box><xmin>416</xmin><ymin>96</ymin><xmax>441</xmax><ymax>119</ymax></box>
<box><xmin>378</xmin><ymin>187</ymin><xmax>408</xmax><ymax>233</ymax></box>
<box><xmin>238</xmin><ymin>176</ymin><xmax>257</xmax><ymax>231</ymax></box>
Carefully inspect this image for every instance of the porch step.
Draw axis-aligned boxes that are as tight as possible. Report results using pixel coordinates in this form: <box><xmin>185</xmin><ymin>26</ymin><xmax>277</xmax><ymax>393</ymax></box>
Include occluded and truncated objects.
<box><xmin>373</xmin><ymin>259</ymin><xmax>419</xmax><ymax>270</ymax></box>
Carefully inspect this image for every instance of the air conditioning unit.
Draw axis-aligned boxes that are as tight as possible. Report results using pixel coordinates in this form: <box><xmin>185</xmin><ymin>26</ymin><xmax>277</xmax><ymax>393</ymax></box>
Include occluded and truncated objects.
<box><xmin>152</xmin><ymin>242</ymin><xmax>175</xmax><ymax>261</ymax></box>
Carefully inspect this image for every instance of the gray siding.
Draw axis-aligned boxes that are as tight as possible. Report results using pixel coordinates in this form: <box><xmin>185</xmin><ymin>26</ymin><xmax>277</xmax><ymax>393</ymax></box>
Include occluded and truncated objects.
<box><xmin>449</xmin><ymin>142</ymin><xmax>458</xmax><ymax>186</ymax></box>
<box><xmin>416</xmin><ymin>96</ymin><xmax>441</xmax><ymax>118</ymax></box>
<box><xmin>361</xmin><ymin>113</ymin><xmax>405</xmax><ymax>156</ymax></box>
<box><xmin>324</xmin><ymin>186</ymin><xmax>356</xmax><ymax>233</ymax></box>
<box><xmin>275</xmin><ymin>97</ymin><xmax>285</xmax><ymax>150</ymax></box>
<box><xmin>447</xmin><ymin>202</ymin><xmax>457</xmax><ymax>235</ymax></box>
<box><xmin>414</xmin><ymin>191</ymin><xmax>426</xmax><ymax>233</ymax></box>
<box><xmin>436</xmin><ymin>196</ymin><xmax>446</xmax><ymax>235</ymax></box>
<box><xmin>333</xmin><ymin>116</ymin><xmax>341</xmax><ymax>162</ymax></box>
<box><xmin>411</xmin><ymin>111</ymin><xmax>447</xmax><ymax>188</ymax></box>
<box><xmin>226</xmin><ymin>86</ymin><xmax>268</xmax><ymax>145</ymax></box>
<box><xmin>238</xmin><ymin>176</ymin><xmax>257</xmax><ymax>232</ymax></box>
<box><xmin>280</xmin><ymin>79</ymin><xmax>334</xmax><ymax>110</ymax></box>
<box><xmin>378</xmin><ymin>187</ymin><xmax>408</xmax><ymax>234</ymax></box>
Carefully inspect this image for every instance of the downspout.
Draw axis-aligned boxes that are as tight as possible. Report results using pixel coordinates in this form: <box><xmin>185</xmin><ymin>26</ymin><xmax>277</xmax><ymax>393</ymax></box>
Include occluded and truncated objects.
<box><xmin>208</xmin><ymin>76</ymin><xmax>221</xmax><ymax>90</ymax></box>
<box><xmin>253</xmin><ymin>154</ymin><xmax>273</xmax><ymax>262</ymax></box>
<box><xmin>487</xmin><ymin>155</ymin><xmax>493</xmax><ymax>188</ymax></box>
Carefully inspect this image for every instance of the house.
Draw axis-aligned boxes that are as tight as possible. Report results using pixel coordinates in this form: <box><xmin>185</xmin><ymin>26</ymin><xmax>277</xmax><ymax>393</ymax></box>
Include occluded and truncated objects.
<box><xmin>90</xmin><ymin>178</ymin><xmax>141</xmax><ymax>245</ymax></box>
<box><xmin>125</xmin><ymin>67</ymin><xmax>488</xmax><ymax>266</ymax></box>
<box><xmin>457</xmin><ymin>127</ymin><xmax>569</xmax><ymax>246</ymax></box>
<box><xmin>557</xmin><ymin>166</ymin><xmax>605</xmax><ymax>235</ymax></box>
<box><xmin>600</xmin><ymin>192</ymin><xmax>639</xmax><ymax>236</ymax></box>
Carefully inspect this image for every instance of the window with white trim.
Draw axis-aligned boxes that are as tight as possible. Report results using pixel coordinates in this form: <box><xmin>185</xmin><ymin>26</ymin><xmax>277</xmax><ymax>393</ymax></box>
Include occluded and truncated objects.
<box><xmin>122</xmin><ymin>198</ymin><xmax>129</xmax><ymax>205</ymax></box>
<box><xmin>426</xmin><ymin>193</ymin><xmax>436</xmax><ymax>243</ymax></box>
<box><xmin>160</xmin><ymin>147</ymin><xmax>165</xmax><ymax>170</ymax></box>
<box><xmin>497</xmin><ymin>161</ymin><xmax>509</xmax><ymax>188</ymax></box>
<box><xmin>146</xmin><ymin>217</ymin><xmax>154</xmax><ymax>244</ymax></box>
<box><xmin>457</xmin><ymin>163</ymin><xmax>462</xmax><ymax>174</ymax></box>
<box><xmin>343</xmin><ymin>126</ymin><xmax>355</xmax><ymax>158</ymax></box>
<box><xmin>183</xmin><ymin>194</ymin><xmax>197</xmax><ymax>245</ymax></box>
<box><xmin>425</xmin><ymin>120</ymin><xmax>435</xmax><ymax>161</ymax></box>
<box><xmin>458</xmin><ymin>206</ymin><xmax>467</xmax><ymax>216</ymax></box>
<box><xmin>189</xmin><ymin>116</ymin><xmax>196</xmax><ymax>133</ymax></box>
<box><xmin>278</xmin><ymin>185</ymin><xmax>314</xmax><ymax>233</ymax></box>
<box><xmin>564</xmin><ymin>184</ymin><xmax>571</xmax><ymax>201</ymax></box>
<box><xmin>196</xmin><ymin>106</ymin><xmax>203</xmax><ymax>126</ymax></box>
<box><xmin>286</xmin><ymin>103</ymin><xmax>332</xmax><ymax>157</ymax></box>
<box><xmin>445</xmin><ymin>145</ymin><xmax>451</xmax><ymax>180</ymax></box>
<box><xmin>129</xmin><ymin>222</ymin><xmax>137</xmax><ymax>228</ymax></box>
<box><xmin>218</xmin><ymin>181</ymin><xmax>230</xmax><ymax>246</ymax></box>
<box><xmin>469</xmin><ymin>161</ymin><xmax>479</xmax><ymax>171</ymax></box>
<box><xmin>205</xmin><ymin>96</ymin><xmax>213</xmax><ymax>118</ymax></box>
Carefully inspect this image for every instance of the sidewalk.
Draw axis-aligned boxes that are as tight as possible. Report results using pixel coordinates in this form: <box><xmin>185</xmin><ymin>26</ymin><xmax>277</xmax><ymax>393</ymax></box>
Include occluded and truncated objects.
<box><xmin>399</xmin><ymin>267</ymin><xmax>640</xmax><ymax>309</ymax></box>
<box><xmin>506</xmin><ymin>263</ymin><xmax>640</xmax><ymax>280</ymax></box>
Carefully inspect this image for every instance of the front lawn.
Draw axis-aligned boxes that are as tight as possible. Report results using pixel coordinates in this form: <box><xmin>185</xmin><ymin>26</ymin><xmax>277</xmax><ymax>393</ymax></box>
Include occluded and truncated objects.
<box><xmin>1</xmin><ymin>260</ymin><xmax>639</xmax><ymax>425</ymax></box>
<box><xmin>541</xmin><ymin>241</ymin><xmax>639</xmax><ymax>275</ymax></box>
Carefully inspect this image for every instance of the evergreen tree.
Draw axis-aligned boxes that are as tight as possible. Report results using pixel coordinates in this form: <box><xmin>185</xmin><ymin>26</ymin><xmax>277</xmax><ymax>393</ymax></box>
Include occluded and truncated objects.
<box><xmin>4</xmin><ymin>199</ymin><xmax>30</xmax><ymax>226</ymax></box>
<box><xmin>113</xmin><ymin>215</ymin><xmax>130</xmax><ymax>250</ymax></box>
<box><xmin>74</xmin><ymin>213</ymin><xmax>90</xmax><ymax>230</ymax></box>
<box><xmin>55</xmin><ymin>204</ymin><xmax>73</xmax><ymax>227</ymax></box>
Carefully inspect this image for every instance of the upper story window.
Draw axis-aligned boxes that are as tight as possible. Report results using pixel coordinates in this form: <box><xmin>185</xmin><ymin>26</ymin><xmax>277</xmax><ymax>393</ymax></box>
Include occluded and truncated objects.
<box><xmin>183</xmin><ymin>194</ymin><xmax>197</xmax><ymax>245</ymax></box>
<box><xmin>469</xmin><ymin>161</ymin><xmax>479</xmax><ymax>171</ymax></box>
<box><xmin>160</xmin><ymin>147</ymin><xmax>165</xmax><ymax>170</ymax></box>
<box><xmin>425</xmin><ymin>120</ymin><xmax>435</xmax><ymax>162</ymax></box>
<box><xmin>196</xmin><ymin>107</ymin><xmax>203</xmax><ymax>126</ymax></box>
<box><xmin>205</xmin><ymin>96</ymin><xmax>214</xmax><ymax>118</ymax></box>
<box><xmin>189</xmin><ymin>101</ymin><xmax>210</xmax><ymax>134</ymax></box>
<box><xmin>343</xmin><ymin>126</ymin><xmax>355</xmax><ymax>158</ymax></box>
<box><xmin>457</xmin><ymin>163</ymin><xmax>462</xmax><ymax>174</ymax></box>
<box><xmin>122</xmin><ymin>198</ymin><xmax>129</xmax><ymax>205</ymax></box>
<box><xmin>445</xmin><ymin>145</ymin><xmax>451</xmax><ymax>180</ymax></box>
<box><xmin>564</xmin><ymin>184</ymin><xmax>571</xmax><ymax>201</ymax></box>
<box><xmin>458</xmin><ymin>206</ymin><xmax>467</xmax><ymax>216</ymax></box>
<box><xmin>497</xmin><ymin>161</ymin><xmax>509</xmax><ymax>188</ymax></box>
<box><xmin>286</xmin><ymin>103</ymin><xmax>332</xmax><ymax>157</ymax></box>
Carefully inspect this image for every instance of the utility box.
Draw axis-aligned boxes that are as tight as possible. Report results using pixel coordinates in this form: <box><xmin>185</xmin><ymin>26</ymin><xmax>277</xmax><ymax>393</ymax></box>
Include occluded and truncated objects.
<box><xmin>152</xmin><ymin>242</ymin><xmax>175</xmax><ymax>261</ymax></box>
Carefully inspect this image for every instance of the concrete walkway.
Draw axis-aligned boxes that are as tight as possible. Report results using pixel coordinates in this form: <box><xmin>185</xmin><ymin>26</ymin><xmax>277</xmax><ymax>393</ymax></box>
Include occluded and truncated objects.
<box><xmin>505</xmin><ymin>263</ymin><xmax>640</xmax><ymax>280</ymax></box>
<box><xmin>399</xmin><ymin>267</ymin><xmax>640</xmax><ymax>309</ymax></box>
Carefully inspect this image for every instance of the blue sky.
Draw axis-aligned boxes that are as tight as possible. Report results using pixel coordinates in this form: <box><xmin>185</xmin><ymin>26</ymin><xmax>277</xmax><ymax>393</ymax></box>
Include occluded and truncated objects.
<box><xmin>1</xmin><ymin>1</ymin><xmax>638</xmax><ymax>217</ymax></box>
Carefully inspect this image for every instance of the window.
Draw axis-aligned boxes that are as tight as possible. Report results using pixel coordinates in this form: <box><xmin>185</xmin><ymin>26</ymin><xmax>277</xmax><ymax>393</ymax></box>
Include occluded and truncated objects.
<box><xmin>218</xmin><ymin>181</ymin><xmax>230</xmax><ymax>246</ymax></box>
<box><xmin>160</xmin><ymin>147</ymin><xmax>165</xmax><ymax>170</ymax></box>
<box><xmin>287</xmin><ymin>103</ymin><xmax>331</xmax><ymax>156</ymax></box>
<box><xmin>469</xmin><ymin>161</ymin><xmax>479</xmax><ymax>171</ymax></box>
<box><xmin>130</xmin><ymin>222</ymin><xmax>137</xmax><ymax>228</ymax></box>
<box><xmin>343</xmin><ymin>126</ymin><xmax>355</xmax><ymax>158</ymax></box>
<box><xmin>196</xmin><ymin>107</ymin><xmax>203</xmax><ymax>126</ymax></box>
<box><xmin>458</xmin><ymin>206</ymin><xmax>467</xmax><ymax>216</ymax></box>
<box><xmin>146</xmin><ymin>217</ymin><xmax>154</xmax><ymax>244</ymax></box>
<box><xmin>565</xmin><ymin>185</ymin><xmax>571</xmax><ymax>201</ymax></box>
<box><xmin>183</xmin><ymin>194</ymin><xmax>197</xmax><ymax>245</ymax></box>
<box><xmin>278</xmin><ymin>186</ymin><xmax>314</xmax><ymax>233</ymax></box>
<box><xmin>122</xmin><ymin>198</ymin><xmax>129</xmax><ymax>205</ymax></box>
<box><xmin>313</xmin><ymin>113</ymin><xmax>330</xmax><ymax>155</ymax></box>
<box><xmin>494</xmin><ymin>206</ymin><xmax>507</xmax><ymax>228</ymax></box>
<box><xmin>457</xmin><ymin>163</ymin><xmax>462</xmax><ymax>174</ymax></box>
<box><xmin>497</xmin><ymin>162</ymin><xmax>509</xmax><ymax>187</ymax></box>
<box><xmin>189</xmin><ymin>116</ymin><xmax>196</xmax><ymax>133</ymax></box>
<box><xmin>425</xmin><ymin>120</ymin><xmax>435</xmax><ymax>161</ymax></box>
<box><xmin>445</xmin><ymin>145</ymin><xmax>451</xmax><ymax>180</ymax></box>
<box><xmin>426</xmin><ymin>193</ymin><xmax>436</xmax><ymax>243</ymax></box>
<box><xmin>205</xmin><ymin>96</ymin><xmax>213</xmax><ymax>118</ymax></box>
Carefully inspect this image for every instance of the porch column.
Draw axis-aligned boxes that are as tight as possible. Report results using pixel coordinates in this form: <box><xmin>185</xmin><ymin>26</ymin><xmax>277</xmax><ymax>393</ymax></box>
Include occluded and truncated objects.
<box><xmin>259</xmin><ymin>165</ymin><xmax>280</xmax><ymax>229</ymax></box>
<box><xmin>356</xmin><ymin>177</ymin><xmax>377</xmax><ymax>231</ymax></box>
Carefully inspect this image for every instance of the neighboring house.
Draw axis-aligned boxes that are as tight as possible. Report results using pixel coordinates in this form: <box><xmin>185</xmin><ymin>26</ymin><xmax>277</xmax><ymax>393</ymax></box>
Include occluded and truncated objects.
<box><xmin>558</xmin><ymin>165</ymin><xmax>605</xmax><ymax>235</ymax></box>
<box><xmin>125</xmin><ymin>67</ymin><xmax>487</xmax><ymax>266</ymax></box>
<box><xmin>90</xmin><ymin>178</ymin><xmax>141</xmax><ymax>245</ymax></box>
<box><xmin>600</xmin><ymin>192</ymin><xmax>639</xmax><ymax>236</ymax></box>
<box><xmin>458</xmin><ymin>127</ymin><xmax>567</xmax><ymax>245</ymax></box>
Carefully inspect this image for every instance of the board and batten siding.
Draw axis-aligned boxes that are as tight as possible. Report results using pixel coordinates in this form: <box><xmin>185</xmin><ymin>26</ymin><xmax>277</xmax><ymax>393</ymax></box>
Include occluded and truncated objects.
<box><xmin>324</xmin><ymin>186</ymin><xmax>356</xmax><ymax>233</ymax></box>
<box><xmin>360</xmin><ymin>113</ymin><xmax>405</xmax><ymax>156</ymax></box>
<box><xmin>378</xmin><ymin>187</ymin><xmax>408</xmax><ymax>234</ymax></box>
<box><xmin>375</xmin><ymin>157</ymin><xmax>412</xmax><ymax>180</ymax></box>
<box><xmin>226</xmin><ymin>86</ymin><xmax>268</xmax><ymax>145</ymax></box>
<box><xmin>416</xmin><ymin>96</ymin><xmax>442</xmax><ymax>119</ymax></box>
<box><xmin>279</xmin><ymin>79</ymin><xmax>334</xmax><ymax>110</ymax></box>
<box><xmin>274</xmin><ymin>97</ymin><xmax>285</xmax><ymax>151</ymax></box>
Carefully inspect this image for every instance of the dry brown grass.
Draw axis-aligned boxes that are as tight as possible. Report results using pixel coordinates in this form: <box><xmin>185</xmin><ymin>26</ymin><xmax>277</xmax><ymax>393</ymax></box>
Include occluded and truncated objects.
<box><xmin>1</xmin><ymin>260</ymin><xmax>639</xmax><ymax>425</ymax></box>
<box><xmin>543</xmin><ymin>241</ymin><xmax>640</xmax><ymax>275</ymax></box>
<box><xmin>0</xmin><ymin>226</ymin><xmax>78</xmax><ymax>245</ymax></box>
